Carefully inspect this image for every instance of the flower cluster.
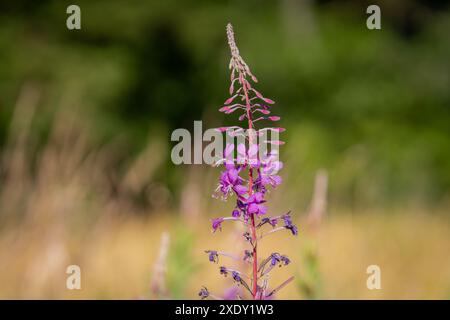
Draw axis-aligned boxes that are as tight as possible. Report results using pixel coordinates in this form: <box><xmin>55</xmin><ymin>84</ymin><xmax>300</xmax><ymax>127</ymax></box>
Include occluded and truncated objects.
<box><xmin>199</xmin><ymin>23</ymin><xmax>298</xmax><ymax>300</ymax></box>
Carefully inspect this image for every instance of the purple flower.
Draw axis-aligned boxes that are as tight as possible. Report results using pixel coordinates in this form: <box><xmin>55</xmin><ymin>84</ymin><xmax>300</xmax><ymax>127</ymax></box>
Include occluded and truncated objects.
<box><xmin>260</xmin><ymin>173</ymin><xmax>282</xmax><ymax>189</ymax></box>
<box><xmin>199</xmin><ymin>287</ymin><xmax>209</xmax><ymax>299</ymax></box>
<box><xmin>243</xmin><ymin>250</ymin><xmax>253</xmax><ymax>263</ymax></box>
<box><xmin>232</xmin><ymin>209</ymin><xmax>241</xmax><ymax>218</ymax></box>
<box><xmin>220</xmin><ymin>266</ymin><xmax>228</xmax><ymax>276</ymax></box>
<box><xmin>286</xmin><ymin>224</ymin><xmax>298</xmax><ymax>236</ymax></box>
<box><xmin>218</xmin><ymin>164</ymin><xmax>245</xmax><ymax>198</ymax></box>
<box><xmin>267</xmin><ymin>253</ymin><xmax>290</xmax><ymax>268</ymax></box>
<box><xmin>283</xmin><ymin>214</ymin><xmax>298</xmax><ymax>236</ymax></box>
<box><xmin>282</xmin><ymin>214</ymin><xmax>292</xmax><ymax>226</ymax></box>
<box><xmin>233</xmin><ymin>184</ymin><xmax>248</xmax><ymax>197</ymax></box>
<box><xmin>236</xmin><ymin>143</ymin><xmax>260</xmax><ymax>168</ymax></box>
<box><xmin>206</xmin><ymin>250</ymin><xmax>219</xmax><ymax>263</ymax></box>
<box><xmin>232</xmin><ymin>271</ymin><xmax>241</xmax><ymax>283</ymax></box>
<box><xmin>256</xmin><ymin>153</ymin><xmax>283</xmax><ymax>190</ymax></box>
<box><xmin>243</xmin><ymin>232</ymin><xmax>252</xmax><ymax>242</ymax></box>
<box><xmin>237</xmin><ymin>199</ymin><xmax>246</xmax><ymax>211</ymax></box>
<box><xmin>270</xmin><ymin>253</ymin><xmax>281</xmax><ymax>266</ymax></box>
<box><xmin>280</xmin><ymin>255</ymin><xmax>290</xmax><ymax>266</ymax></box>
<box><xmin>211</xmin><ymin>218</ymin><xmax>224</xmax><ymax>232</ymax></box>
<box><xmin>259</xmin><ymin>217</ymin><xmax>278</xmax><ymax>228</ymax></box>
<box><xmin>246</xmin><ymin>192</ymin><xmax>267</xmax><ymax>215</ymax></box>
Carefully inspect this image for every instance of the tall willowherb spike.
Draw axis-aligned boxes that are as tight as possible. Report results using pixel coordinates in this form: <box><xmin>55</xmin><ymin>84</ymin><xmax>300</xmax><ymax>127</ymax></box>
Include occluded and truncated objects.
<box><xmin>199</xmin><ymin>23</ymin><xmax>296</xmax><ymax>300</ymax></box>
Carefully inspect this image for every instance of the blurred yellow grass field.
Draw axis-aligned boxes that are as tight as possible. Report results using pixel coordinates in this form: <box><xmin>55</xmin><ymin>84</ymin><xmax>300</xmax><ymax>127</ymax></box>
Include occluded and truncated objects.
<box><xmin>0</xmin><ymin>210</ymin><xmax>448</xmax><ymax>299</ymax></box>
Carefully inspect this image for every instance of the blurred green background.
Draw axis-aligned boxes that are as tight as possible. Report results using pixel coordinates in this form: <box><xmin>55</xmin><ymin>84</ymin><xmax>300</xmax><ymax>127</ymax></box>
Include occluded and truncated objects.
<box><xmin>0</xmin><ymin>0</ymin><xmax>449</xmax><ymax>299</ymax></box>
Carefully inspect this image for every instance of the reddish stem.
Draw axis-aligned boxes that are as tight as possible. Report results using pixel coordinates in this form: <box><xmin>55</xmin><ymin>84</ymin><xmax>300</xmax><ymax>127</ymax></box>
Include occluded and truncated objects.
<box><xmin>242</xmin><ymin>79</ymin><xmax>258</xmax><ymax>299</ymax></box>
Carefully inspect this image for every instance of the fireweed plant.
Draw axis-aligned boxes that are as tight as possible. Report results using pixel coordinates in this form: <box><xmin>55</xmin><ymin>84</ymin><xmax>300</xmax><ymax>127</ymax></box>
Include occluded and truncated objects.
<box><xmin>199</xmin><ymin>24</ymin><xmax>297</xmax><ymax>300</ymax></box>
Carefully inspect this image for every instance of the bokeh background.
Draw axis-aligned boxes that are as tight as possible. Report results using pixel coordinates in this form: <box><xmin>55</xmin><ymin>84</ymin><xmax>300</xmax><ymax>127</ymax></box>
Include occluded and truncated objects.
<box><xmin>0</xmin><ymin>0</ymin><xmax>449</xmax><ymax>299</ymax></box>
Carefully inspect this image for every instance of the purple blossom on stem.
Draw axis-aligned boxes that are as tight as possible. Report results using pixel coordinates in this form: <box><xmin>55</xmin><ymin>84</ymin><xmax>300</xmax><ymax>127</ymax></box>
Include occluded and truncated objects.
<box><xmin>211</xmin><ymin>218</ymin><xmax>223</xmax><ymax>232</ymax></box>
<box><xmin>205</xmin><ymin>250</ymin><xmax>240</xmax><ymax>263</ymax></box>
<box><xmin>217</xmin><ymin>164</ymin><xmax>246</xmax><ymax>199</ymax></box>
<box><xmin>243</xmin><ymin>250</ymin><xmax>253</xmax><ymax>263</ymax></box>
<box><xmin>246</xmin><ymin>192</ymin><xmax>267</xmax><ymax>215</ymax></box>
<box><xmin>199</xmin><ymin>287</ymin><xmax>209</xmax><ymax>299</ymax></box>
<box><xmin>205</xmin><ymin>250</ymin><xmax>219</xmax><ymax>263</ymax></box>
<box><xmin>211</xmin><ymin>216</ymin><xmax>241</xmax><ymax>233</ymax></box>
<box><xmin>258</xmin><ymin>217</ymin><xmax>278</xmax><ymax>228</ymax></box>
<box><xmin>258</xmin><ymin>153</ymin><xmax>283</xmax><ymax>189</ymax></box>
<box><xmin>231</xmin><ymin>271</ymin><xmax>241</xmax><ymax>282</ymax></box>
<box><xmin>283</xmin><ymin>213</ymin><xmax>299</xmax><ymax>236</ymax></box>
<box><xmin>280</xmin><ymin>255</ymin><xmax>291</xmax><ymax>266</ymax></box>
<box><xmin>243</xmin><ymin>232</ymin><xmax>252</xmax><ymax>243</ymax></box>
<box><xmin>219</xmin><ymin>266</ymin><xmax>228</xmax><ymax>276</ymax></box>
<box><xmin>271</xmin><ymin>253</ymin><xmax>281</xmax><ymax>266</ymax></box>
<box><xmin>200</xmin><ymin>23</ymin><xmax>297</xmax><ymax>300</ymax></box>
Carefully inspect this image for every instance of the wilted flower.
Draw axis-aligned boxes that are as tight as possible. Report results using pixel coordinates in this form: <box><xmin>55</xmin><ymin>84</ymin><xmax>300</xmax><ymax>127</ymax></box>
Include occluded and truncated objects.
<box><xmin>205</xmin><ymin>250</ymin><xmax>219</xmax><ymax>263</ymax></box>
<box><xmin>198</xmin><ymin>287</ymin><xmax>209</xmax><ymax>299</ymax></box>
<box><xmin>243</xmin><ymin>232</ymin><xmax>252</xmax><ymax>242</ymax></box>
<box><xmin>258</xmin><ymin>217</ymin><xmax>278</xmax><ymax>228</ymax></box>
<box><xmin>283</xmin><ymin>213</ymin><xmax>298</xmax><ymax>236</ymax></box>
<box><xmin>219</xmin><ymin>266</ymin><xmax>228</xmax><ymax>276</ymax></box>
<box><xmin>270</xmin><ymin>253</ymin><xmax>281</xmax><ymax>266</ymax></box>
<box><xmin>280</xmin><ymin>255</ymin><xmax>290</xmax><ymax>266</ymax></box>
<box><xmin>231</xmin><ymin>271</ymin><xmax>241</xmax><ymax>282</ymax></box>
<box><xmin>243</xmin><ymin>250</ymin><xmax>253</xmax><ymax>263</ymax></box>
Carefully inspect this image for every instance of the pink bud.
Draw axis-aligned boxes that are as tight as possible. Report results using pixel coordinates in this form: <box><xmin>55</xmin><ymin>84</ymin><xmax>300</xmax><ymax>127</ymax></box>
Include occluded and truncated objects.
<box><xmin>252</xmin><ymin>89</ymin><xmax>263</xmax><ymax>99</ymax></box>
<box><xmin>262</xmin><ymin>97</ymin><xmax>275</xmax><ymax>104</ymax></box>
<box><xmin>225</xmin><ymin>107</ymin><xmax>238</xmax><ymax>114</ymax></box>
<box><xmin>224</xmin><ymin>94</ymin><xmax>238</xmax><ymax>105</ymax></box>
<box><xmin>268</xmin><ymin>116</ymin><xmax>281</xmax><ymax>121</ymax></box>
<box><xmin>255</xmin><ymin>109</ymin><xmax>270</xmax><ymax>115</ymax></box>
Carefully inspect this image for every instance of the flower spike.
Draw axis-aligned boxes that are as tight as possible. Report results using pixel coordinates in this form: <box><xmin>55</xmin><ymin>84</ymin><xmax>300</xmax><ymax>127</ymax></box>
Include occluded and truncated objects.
<box><xmin>200</xmin><ymin>23</ymin><xmax>296</xmax><ymax>300</ymax></box>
